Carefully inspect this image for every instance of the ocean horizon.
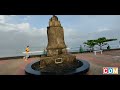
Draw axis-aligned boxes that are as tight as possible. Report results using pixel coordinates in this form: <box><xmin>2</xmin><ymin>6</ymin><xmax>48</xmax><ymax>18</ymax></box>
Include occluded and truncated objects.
<box><xmin>0</xmin><ymin>43</ymin><xmax>120</xmax><ymax>58</ymax></box>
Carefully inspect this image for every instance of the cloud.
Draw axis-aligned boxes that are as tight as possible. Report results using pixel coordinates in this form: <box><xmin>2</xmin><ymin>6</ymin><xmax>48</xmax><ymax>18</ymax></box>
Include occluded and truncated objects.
<box><xmin>97</xmin><ymin>28</ymin><xmax>112</xmax><ymax>32</ymax></box>
<box><xmin>0</xmin><ymin>22</ymin><xmax>31</xmax><ymax>32</ymax></box>
<box><xmin>23</xmin><ymin>16</ymin><xmax>31</xmax><ymax>21</ymax></box>
<box><xmin>0</xmin><ymin>15</ymin><xmax>15</xmax><ymax>24</ymax></box>
<box><xmin>16</xmin><ymin>23</ymin><xmax>30</xmax><ymax>31</ymax></box>
<box><xmin>63</xmin><ymin>27</ymin><xmax>89</xmax><ymax>47</ymax></box>
<box><xmin>26</xmin><ymin>16</ymin><xmax>31</xmax><ymax>18</ymax></box>
<box><xmin>26</xmin><ymin>27</ymin><xmax>47</xmax><ymax>37</ymax></box>
<box><xmin>0</xmin><ymin>23</ymin><xmax>16</xmax><ymax>31</ymax></box>
<box><xmin>0</xmin><ymin>15</ymin><xmax>6</xmax><ymax>23</ymax></box>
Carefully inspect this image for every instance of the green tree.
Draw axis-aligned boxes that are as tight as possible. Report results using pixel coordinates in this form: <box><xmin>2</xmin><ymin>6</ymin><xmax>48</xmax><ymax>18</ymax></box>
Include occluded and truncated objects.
<box><xmin>79</xmin><ymin>45</ymin><xmax>84</xmax><ymax>53</ymax></box>
<box><xmin>84</xmin><ymin>40</ymin><xmax>97</xmax><ymax>52</ymax></box>
<box><xmin>95</xmin><ymin>37</ymin><xmax>117</xmax><ymax>50</ymax></box>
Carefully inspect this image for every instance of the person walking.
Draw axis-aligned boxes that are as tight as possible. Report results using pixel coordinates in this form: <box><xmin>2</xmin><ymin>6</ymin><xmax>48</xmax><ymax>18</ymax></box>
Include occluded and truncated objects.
<box><xmin>107</xmin><ymin>44</ymin><xmax>110</xmax><ymax>50</ymax></box>
<box><xmin>24</xmin><ymin>46</ymin><xmax>30</xmax><ymax>61</ymax></box>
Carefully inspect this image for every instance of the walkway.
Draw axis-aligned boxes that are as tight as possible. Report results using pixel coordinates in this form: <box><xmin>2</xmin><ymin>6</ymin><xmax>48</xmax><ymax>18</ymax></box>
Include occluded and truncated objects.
<box><xmin>0</xmin><ymin>50</ymin><xmax>120</xmax><ymax>75</ymax></box>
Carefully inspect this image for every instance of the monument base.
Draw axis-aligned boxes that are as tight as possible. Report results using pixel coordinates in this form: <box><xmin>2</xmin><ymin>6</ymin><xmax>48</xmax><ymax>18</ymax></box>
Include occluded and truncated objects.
<box><xmin>39</xmin><ymin>54</ymin><xmax>79</xmax><ymax>73</ymax></box>
<box><xmin>25</xmin><ymin>59</ymin><xmax>90</xmax><ymax>75</ymax></box>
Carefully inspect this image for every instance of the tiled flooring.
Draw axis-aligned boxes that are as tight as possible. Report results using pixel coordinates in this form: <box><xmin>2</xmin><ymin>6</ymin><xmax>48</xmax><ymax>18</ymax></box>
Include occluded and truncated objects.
<box><xmin>0</xmin><ymin>50</ymin><xmax>120</xmax><ymax>75</ymax></box>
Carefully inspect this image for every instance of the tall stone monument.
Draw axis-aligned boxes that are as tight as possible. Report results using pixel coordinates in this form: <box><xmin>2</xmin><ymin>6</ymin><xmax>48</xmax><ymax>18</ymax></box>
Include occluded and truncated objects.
<box><xmin>40</xmin><ymin>15</ymin><xmax>77</xmax><ymax>74</ymax></box>
<box><xmin>47</xmin><ymin>15</ymin><xmax>67</xmax><ymax>56</ymax></box>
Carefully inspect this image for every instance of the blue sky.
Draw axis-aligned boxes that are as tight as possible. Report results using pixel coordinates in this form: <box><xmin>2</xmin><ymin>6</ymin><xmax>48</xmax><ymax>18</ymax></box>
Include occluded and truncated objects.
<box><xmin>0</xmin><ymin>15</ymin><xmax>120</xmax><ymax>55</ymax></box>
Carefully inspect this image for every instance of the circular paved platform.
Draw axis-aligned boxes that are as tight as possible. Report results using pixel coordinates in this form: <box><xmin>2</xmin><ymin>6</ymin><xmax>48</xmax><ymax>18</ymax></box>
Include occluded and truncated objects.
<box><xmin>0</xmin><ymin>50</ymin><xmax>120</xmax><ymax>75</ymax></box>
<box><xmin>25</xmin><ymin>59</ymin><xmax>90</xmax><ymax>75</ymax></box>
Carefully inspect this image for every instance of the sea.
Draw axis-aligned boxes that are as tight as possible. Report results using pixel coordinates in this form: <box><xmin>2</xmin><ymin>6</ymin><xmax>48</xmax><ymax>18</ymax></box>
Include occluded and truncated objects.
<box><xmin>0</xmin><ymin>47</ymin><xmax>44</xmax><ymax>58</ymax></box>
<box><xmin>0</xmin><ymin>42</ymin><xmax>120</xmax><ymax>58</ymax></box>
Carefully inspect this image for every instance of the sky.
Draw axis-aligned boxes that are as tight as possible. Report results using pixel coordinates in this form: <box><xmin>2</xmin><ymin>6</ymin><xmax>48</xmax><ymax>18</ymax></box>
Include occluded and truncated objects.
<box><xmin>0</xmin><ymin>15</ymin><xmax>120</xmax><ymax>57</ymax></box>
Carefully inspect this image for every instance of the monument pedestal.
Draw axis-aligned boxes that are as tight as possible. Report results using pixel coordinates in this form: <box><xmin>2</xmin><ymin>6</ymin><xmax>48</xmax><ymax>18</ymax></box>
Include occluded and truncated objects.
<box><xmin>40</xmin><ymin>54</ymin><xmax>79</xmax><ymax>74</ymax></box>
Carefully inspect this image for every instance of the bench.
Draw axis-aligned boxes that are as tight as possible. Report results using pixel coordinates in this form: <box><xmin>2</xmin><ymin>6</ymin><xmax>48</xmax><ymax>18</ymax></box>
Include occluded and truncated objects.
<box><xmin>93</xmin><ymin>50</ymin><xmax>103</xmax><ymax>55</ymax></box>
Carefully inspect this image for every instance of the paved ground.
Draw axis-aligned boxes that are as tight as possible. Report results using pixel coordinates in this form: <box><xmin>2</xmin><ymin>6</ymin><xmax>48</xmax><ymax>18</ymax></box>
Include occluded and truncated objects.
<box><xmin>0</xmin><ymin>57</ymin><xmax>40</xmax><ymax>75</ymax></box>
<box><xmin>0</xmin><ymin>50</ymin><xmax>120</xmax><ymax>75</ymax></box>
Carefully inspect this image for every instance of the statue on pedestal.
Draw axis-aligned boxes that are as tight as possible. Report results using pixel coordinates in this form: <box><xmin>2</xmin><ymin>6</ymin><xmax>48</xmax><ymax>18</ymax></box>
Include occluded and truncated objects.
<box><xmin>47</xmin><ymin>15</ymin><xmax>67</xmax><ymax>56</ymax></box>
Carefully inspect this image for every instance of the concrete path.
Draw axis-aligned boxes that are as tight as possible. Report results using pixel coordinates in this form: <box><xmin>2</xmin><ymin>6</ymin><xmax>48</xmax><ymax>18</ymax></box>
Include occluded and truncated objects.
<box><xmin>0</xmin><ymin>57</ymin><xmax>40</xmax><ymax>75</ymax></box>
<box><xmin>0</xmin><ymin>50</ymin><xmax>120</xmax><ymax>75</ymax></box>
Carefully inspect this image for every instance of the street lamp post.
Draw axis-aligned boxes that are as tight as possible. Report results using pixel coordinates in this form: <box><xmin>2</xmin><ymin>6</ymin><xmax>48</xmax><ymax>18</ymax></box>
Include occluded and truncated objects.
<box><xmin>119</xmin><ymin>41</ymin><xmax>120</xmax><ymax>48</ymax></box>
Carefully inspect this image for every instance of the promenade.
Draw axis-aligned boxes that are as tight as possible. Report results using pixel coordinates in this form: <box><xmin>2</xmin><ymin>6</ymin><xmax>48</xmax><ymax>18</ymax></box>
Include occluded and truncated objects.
<box><xmin>0</xmin><ymin>50</ymin><xmax>120</xmax><ymax>75</ymax></box>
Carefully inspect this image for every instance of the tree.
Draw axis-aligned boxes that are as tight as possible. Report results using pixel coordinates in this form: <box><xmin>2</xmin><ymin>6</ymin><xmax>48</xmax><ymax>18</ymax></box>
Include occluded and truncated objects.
<box><xmin>79</xmin><ymin>45</ymin><xmax>84</xmax><ymax>53</ymax></box>
<box><xmin>84</xmin><ymin>40</ymin><xmax>97</xmax><ymax>52</ymax></box>
<box><xmin>83</xmin><ymin>37</ymin><xmax>117</xmax><ymax>52</ymax></box>
<box><xmin>95</xmin><ymin>37</ymin><xmax>117</xmax><ymax>50</ymax></box>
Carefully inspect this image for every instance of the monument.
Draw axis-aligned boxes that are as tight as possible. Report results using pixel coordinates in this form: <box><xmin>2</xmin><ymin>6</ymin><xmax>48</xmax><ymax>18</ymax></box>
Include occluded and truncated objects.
<box><xmin>25</xmin><ymin>15</ymin><xmax>90</xmax><ymax>75</ymax></box>
<box><xmin>46</xmin><ymin>15</ymin><xmax>67</xmax><ymax>56</ymax></box>
<box><xmin>39</xmin><ymin>15</ymin><xmax>79</xmax><ymax>74</ymax></box>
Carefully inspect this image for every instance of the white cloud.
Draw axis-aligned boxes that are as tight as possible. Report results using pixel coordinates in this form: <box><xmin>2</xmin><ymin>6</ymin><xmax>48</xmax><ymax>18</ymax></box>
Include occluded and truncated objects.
<box><xmin>0</xmin><ymin>23</ymin><xmax>16</xmax><ymax>31</ymax></box>
<box><xmin>26</xmin><ymin>16</ymin><xmax>31</xmax><ymax>18</ymax></box>
<box><xmin>0</xmin><ymin>15</ymin><xmax>6</xmax><ymax>23</ymax></box>
<box><xmin>23</xmin><ymin>15</ymin><xmax>31</xmax><ymax>21</ymax></box>
<box><xmin>64</xmin><ymin>27</ymin><xmax>75</xmax><ymax>36</ymax></box>
<box><xmin>27</xmin><ymin>27</ymin><xmax>47</xmax><ymax>36</ymax></box>
<box><xmin>37</xmin><ymin>28</ymin><xmax>47</xmax><ymax>35</ymax></box>
<box><xmin>97</xmin><ymin>28</ymin><xmax>111</xmax><ymax>32</ymax></box>
<box><xmin>0</xmin><ymin>22</ymin><xmax>31</xmax><ymax>32</ymax></box>
<box><xmin>16</xmin><ymin>23</ymin><xmax>30</xmax><ymax>31</ymax></box>
<box><xmin>0</xmin><ymin>15</ymin><xmax>31</xmax><ymax>32</ymax></box>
